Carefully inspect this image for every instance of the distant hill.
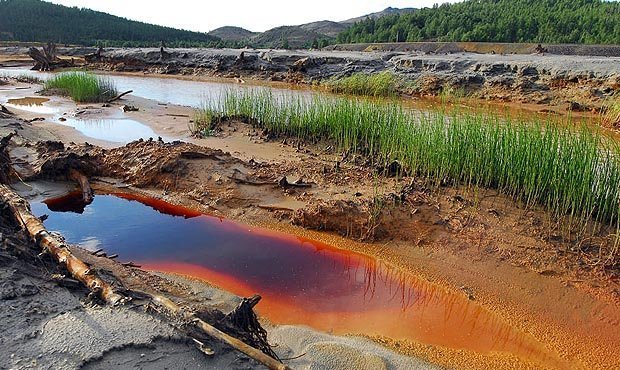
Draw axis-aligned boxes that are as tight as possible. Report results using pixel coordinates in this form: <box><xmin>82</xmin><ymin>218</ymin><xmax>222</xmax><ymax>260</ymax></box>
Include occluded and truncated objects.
<box><xmin>249</xmin><ymin>26</ymin><xmax>330</xmax><ymax>49</ymax></box>
<box><xmin>223</xmin><ymin>8</ymin><xmax>414</xmax><ymax>49</ymax></box>
<box><xmin>337</xmin><ymin>0</ymin><xmax>620</xmax><ymax>45</ymax></box>
<box><xmin>341</xmin><ymin>7</ymin><xmax>416</xmax><ymax>24</ymax></box>
<box><xmin>208</xmin><ymin>26</ymin><xmax>257</xmax><ymax>42</ymax></box>
<box><xmin>0</xmin><ymin>0</ymin><xmax>218</xmax><ymax>46</ymax></box>
<box><xmin>299</xmin><ymin>21</ymin><xmax>347</xmax><ymax>38</ymax></box>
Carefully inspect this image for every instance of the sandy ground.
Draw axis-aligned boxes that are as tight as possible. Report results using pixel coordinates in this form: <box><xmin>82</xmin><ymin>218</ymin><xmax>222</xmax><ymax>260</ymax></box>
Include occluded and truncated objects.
<box><xmin>2</xmin><ymin>179</ymin><xmax>437</xmax><ymax>370</ymax></box>
<box><xmin>1</xmin><ymin>74</ymin><xmax>619</xmax><ymax>369</ymax></box>
<box><xmin>0</xmin><ymin>82</ymin><xmax>440</xmax><ymax>368</ymax></box>
<box><xmin>0</xmin><ymin>223</ymin><xmax>260</xmax><ymax>370</ymax></box>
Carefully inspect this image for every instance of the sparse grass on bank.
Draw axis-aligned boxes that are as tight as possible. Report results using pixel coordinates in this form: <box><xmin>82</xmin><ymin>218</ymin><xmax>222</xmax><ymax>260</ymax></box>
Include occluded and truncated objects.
<box><xmin>203</xmin><ymin>90</ymin><xmax>620</xmax><ymax>246</ymax></box>
<box><xmin>14</xmin><ymin>74</ymin><xmax>43</xmax><ymax>84</ymax></box>
<box><xmin>439</xmin><ymin>85</ymin><xmax>468</xmax><ymax>102</ymax></box>
<box><xmin>43</xmin><ymin>72</ymin><xmax>117</xmax><ymax>103</ymax></box>
<box><xmin>189</xmin><ymin>107</ymin><xmax>223</xmax><ymax>137</ymax></box>
<box><xmin>324</xmin><ymin>71</ymin><xmax>400</xmax><ymax>97</ymax></box>
<box><xmin>0</xmin><ymin>73</ymin><xmax>43</xmax><ymax>85</ymax></box>
<box><xmin>602</xmin><ymin>96</ymin><xmax>620</xmax><ymax>128</ymax></box>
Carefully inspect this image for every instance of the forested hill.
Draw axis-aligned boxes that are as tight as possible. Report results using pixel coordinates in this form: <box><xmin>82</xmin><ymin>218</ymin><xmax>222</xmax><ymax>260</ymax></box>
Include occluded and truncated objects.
<box><xmin>0</xmin><ymin>0</ymin><xmax>218</xmax><ymax>46</ymax></box>
<box><xmin>337</xmin><ymin>0</ymin><xmax>620</xmax><ymax>45</ymax></box>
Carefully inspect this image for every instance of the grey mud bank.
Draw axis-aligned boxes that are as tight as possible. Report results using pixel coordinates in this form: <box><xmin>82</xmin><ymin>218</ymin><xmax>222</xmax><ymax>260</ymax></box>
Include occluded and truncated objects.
<box><xmin>45</xmin><ymin>46</ymin><xmax>620</xmax><ymax>112</ymax></box>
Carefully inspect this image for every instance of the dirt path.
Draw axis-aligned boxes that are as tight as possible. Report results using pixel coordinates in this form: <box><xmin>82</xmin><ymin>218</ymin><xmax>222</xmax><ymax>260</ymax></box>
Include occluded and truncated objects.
<box><xmin>1</xmin><ymin>75</ymin><xmax>619</xmax><ymax>369</ymax></box>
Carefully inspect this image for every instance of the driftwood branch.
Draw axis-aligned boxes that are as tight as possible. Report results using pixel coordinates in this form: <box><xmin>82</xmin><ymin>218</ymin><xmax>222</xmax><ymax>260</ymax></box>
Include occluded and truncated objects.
<box><xmin>68</xmin><ymin>168</ymin><xmax>94</xmax><ymax>204</ymax></box>
<box><xmin>0</xmin><ymin>185</ymin><xmax>128</xmax><ymax>305</ymax></box>
<box><xmin>223</xmin><ymin>294</ymin><xmax>279</xmax><ymax>359</ymax></box>
<box><xmin>149</xmin><ymin>293</ymin><xmax>291</xmax><ymax>370</ymax></box>
<box><xmin>106</xmin><ymin>90</ymin><xmax>133</xmax><ymax>103</ymax></box>
<box><xmin>0</xmin><ymin>184</ymin><xmax>288</xmax><ymax>368</ymax></box>
<box><xmin>0</xmin><ymin>132</ymin><xmax>15</xmax><ymax>151</ymax></box>
<box><xmin>1</xmin><ymin>104</ymin><xmax>12</xmax><ymax>115</ymax></box>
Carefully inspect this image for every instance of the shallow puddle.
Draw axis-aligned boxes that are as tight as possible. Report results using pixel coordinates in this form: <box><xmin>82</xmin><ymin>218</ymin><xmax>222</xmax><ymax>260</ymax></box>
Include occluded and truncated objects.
<box><xmin>7</xmin><ymin>97</ymin><xmax>50</xmax><ymax>106</ymax></box>
<box><xmin>4</xmin><ymin>96</ymin><xmax>62</xmax><ymax>114</ymax></box>
<box><xmin>54</xmin><ymin>116</ymin><xmax>162</xmax><ymax>143</ymax></box>
<box><xmin>32</xmin><ymin>192</ymin><xmax>568</xmax><ymax>368</ymax></box>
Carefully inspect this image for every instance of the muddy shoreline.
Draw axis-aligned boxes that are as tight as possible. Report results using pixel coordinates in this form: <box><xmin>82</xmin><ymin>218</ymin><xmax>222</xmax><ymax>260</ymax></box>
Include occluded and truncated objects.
<box><xmin>3</xmin><ymin>46</ymin><xmax>619</xmax><ymax>116</ymax></box>
<box><xmin>1</xmin><ymin>72</ymin><xmax>619</xmax><ymax>369</ymax></box>
<box><xmin>19</xmin><ymin>46</ymin><xmax>618</xmax><ymax>113</ymax></box>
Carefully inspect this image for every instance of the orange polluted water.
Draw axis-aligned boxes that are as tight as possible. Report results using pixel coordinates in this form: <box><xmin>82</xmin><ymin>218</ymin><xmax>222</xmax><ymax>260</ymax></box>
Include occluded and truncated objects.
<box><xmin>7</xmin><ymin>97</ymin><xmax>50</xmax><ymax>106</ymax></box>
<box><xmin>33</xmin><ymin>192</ymin><xmax>568</xmax><ymax>368</ymax></box>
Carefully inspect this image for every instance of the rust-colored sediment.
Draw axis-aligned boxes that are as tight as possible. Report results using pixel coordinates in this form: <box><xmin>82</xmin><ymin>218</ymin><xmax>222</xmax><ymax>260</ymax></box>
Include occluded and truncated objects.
<box><xmin>39</xmin><ymin>191</ymin><xmax>574</xmax><ymax>368</ymax></box>
<box><xmin>246</xmin><ymin>221</ymin><xmax>620</xmax><ymax>370</ymax></box>
<box><xmin>147</xmin><ymin>260</ymin><xmax>569</xmax><ymax>369</ymax></box>
<box><xmin>7</xmin><ymin>97</ymin><xmax>50</xmax><ymax>106</ymax></box>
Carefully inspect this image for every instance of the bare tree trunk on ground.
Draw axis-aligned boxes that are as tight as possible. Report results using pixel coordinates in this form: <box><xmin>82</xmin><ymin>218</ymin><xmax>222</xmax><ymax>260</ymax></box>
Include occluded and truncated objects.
<box><xmin>149</xmin><ymin>294</ymin><xmax>291</xmax><ymax>370</ymax></box>
<box><xmin>0</xmin><ymin>185</ymin><xmax>128</xmax><ymax>305</ymax></box>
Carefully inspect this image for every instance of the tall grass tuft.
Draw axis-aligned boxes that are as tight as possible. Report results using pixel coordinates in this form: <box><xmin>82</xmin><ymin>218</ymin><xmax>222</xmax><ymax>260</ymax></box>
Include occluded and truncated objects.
<box><xmin>44</xmin><ymin>72</ymin><xmax>117</xmax><ymax>103</ymax></box>
<box><xmin>208</xmin><ymin>89</ymin><xmax>620</xmax><ymax>234</ymax></box>
<box><xmin>189</xmin><ymin>106</ymin><xmax>222</xmax><ymax>137</ymax></box>
<box><xmin>602</xmin><ymin>96</ymin><xmax>620</xmax><ymax>128</ymax></box>
<box><xmin>325</xmin><ymin>71</ymin><xmax>400</xmax><ymax>97</ymax></box>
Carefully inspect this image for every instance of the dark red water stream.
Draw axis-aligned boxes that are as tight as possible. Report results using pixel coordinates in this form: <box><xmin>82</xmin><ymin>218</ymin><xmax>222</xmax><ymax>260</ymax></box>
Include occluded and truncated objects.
<box><xmin>32</xmin><ymin>192</ymin><xmax>567</xmax><ymax>368</ymax></box>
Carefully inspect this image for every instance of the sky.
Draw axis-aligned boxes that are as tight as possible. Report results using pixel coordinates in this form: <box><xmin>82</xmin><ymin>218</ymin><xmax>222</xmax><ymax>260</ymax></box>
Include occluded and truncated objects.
<box><xmin>46</xmin><ymin>0</ymin><xmax>462</xmax><ymax>33</ymax></box>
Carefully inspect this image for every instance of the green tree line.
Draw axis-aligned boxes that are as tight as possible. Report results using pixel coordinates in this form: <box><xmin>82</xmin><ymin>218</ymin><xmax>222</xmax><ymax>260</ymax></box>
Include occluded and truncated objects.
<box><xmin>337</xmin><ymin>0</ymin><xmax>620</xmax><ymax>45</ymax></box>
<box><xmin>0</xmin><ymin>0</ymin><xmax>219</xmax><ymax>46</ymax></box>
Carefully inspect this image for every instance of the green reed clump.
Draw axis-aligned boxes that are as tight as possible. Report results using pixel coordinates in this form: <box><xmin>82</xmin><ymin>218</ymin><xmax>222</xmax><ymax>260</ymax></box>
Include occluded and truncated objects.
<box><xmin>209</xmin><ymin>89</ymin><xmax>620</xmax><ymax>231</ymax></box>
<box><xmin>602</xmin><ymin>96</ymin><xmax>620</xmax><ymax>128</ymax></box>
<box><xmin>190</xmin><ymin>106</ymin><xmax>223</xmax><ymax>137</ymax></box>
<box><xmin>44</xmin><ymin>72</ymin><xmax>117</xmax><ymax>102</ymax></box>
<box><xmin>325</xmin><ymin>71</ymin><xmax>399</xmax><ymax>97</ymax></box>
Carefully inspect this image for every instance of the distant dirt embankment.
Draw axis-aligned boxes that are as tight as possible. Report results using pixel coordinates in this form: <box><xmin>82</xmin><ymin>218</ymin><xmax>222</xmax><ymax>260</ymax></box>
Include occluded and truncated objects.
<box><xmin>327</xmin><ymin>42</ymin><xmax>620</xmax><ymax>57</ymax></box>
<box><xmin>2</xmin><ymin>46</ymin><xmax>619</xmax><ymax>112</ymax></box>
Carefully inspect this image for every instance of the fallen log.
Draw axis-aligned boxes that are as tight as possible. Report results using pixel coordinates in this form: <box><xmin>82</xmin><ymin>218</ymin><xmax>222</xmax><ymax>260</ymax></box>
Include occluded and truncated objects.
<box><xmin>68</xmin><ymin>168</ymin><xmax>94</xmax><ymax>204</ymax></box>
<box><xmin>0</xmin><ymin>185</ymin><xmax>127</xmax><ymax>305</ymax></box>
<box><xmin>106</xmin><ymin>90</ymin><xmax>133</xmax><ymax>103</ymax></box>
<box><xmin>0</xmin><ymin>182</ymin><xmax>288</xmax><ymax>368</ymax></box>
<box><xmin>149</xmin><ymin>293</ymin><xmax>291</xmax><ymax>370</ymax></box>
